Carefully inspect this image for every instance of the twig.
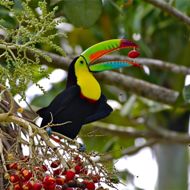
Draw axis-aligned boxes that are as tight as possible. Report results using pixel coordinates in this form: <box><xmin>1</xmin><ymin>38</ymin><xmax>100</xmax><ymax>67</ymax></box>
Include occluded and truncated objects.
<box><xmin>0</xmin><ymin>138</ymin><xmax>7</xmax><ymax>173</ymax></box>
<box><xmin>41</xmin><ymin>112</ymin><xmax>72</xmax><ymax>130</ymax></box>
<box><xmin>143</xmin><ymin>0</ymin><xmax>190</xmax><ymax>26</ymax></box>
<box><xmin>100</xmin><ymin>139</ymin><xmax>157</xmax><ymax>162</ymax></box>
<box><xmin>0</xmin><ymin>85</ymin><xmax>14</xmax><ymax>121</ymax></box>
<box><xmin>121</xmin><ymin>139</ymin><xmax>157</xmax><ymax>155</ymax></box>
<box><xmin>92</xmin><ymin>121</ymin><xmax>190</xmax><ymax>144</ymax></box>
<box><xmin>91</xmin><ymin>122</ymin><xmax>154</xmax><ymax>138</ymax></box>
<box><xmin>52</xmin><ymin>131</ymin><xmax>77</xmax><ymax>144</ymax></box>
<box><xmin>28</xmin><ymin>124</ymin><xmax>33</xmax><ymax>159</ymax></box>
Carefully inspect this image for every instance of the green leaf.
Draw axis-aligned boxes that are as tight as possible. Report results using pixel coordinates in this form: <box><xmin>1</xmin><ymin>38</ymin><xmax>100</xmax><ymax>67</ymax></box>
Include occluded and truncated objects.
<box><xmin>183</xmin><ymin>85</ymin><xmax>190</xmax><ymax>103</ymax></box>
<box><xmin>175</xmin><ymin>0</ymin><xmax>190</xmax><ymax>12</ymax></box>
<box><xmin>63</xmin><ymin>0</ymin><xmax>102</xmax><ymax>28</ymax></box>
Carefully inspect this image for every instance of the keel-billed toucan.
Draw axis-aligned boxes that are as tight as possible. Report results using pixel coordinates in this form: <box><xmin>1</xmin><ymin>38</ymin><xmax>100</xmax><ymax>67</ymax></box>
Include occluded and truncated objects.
<box><xmin>37</xmin><ymin>39</ymin><xmax>140</xmax><ymax>139</ymax></box>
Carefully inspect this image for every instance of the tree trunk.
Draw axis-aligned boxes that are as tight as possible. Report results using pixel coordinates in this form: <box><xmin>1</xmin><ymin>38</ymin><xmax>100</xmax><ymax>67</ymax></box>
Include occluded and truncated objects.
<box><xmin>155</xmin><ymin>143</ymin><xmax>188</xmax><ymax>190</ymax></box>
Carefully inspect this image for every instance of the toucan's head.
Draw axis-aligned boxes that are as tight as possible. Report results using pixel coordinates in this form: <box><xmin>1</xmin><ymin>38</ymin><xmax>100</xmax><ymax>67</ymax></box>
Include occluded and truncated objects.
<box><xmin>67</xmin><ymin>39</ymin><xmax>140</xmax><ymax>87</ymax></box>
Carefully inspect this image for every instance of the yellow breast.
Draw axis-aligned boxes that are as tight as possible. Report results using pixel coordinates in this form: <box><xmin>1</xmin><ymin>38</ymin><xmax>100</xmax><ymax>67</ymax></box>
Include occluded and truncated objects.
<box><xmin>76</xmin><ymin>71</ymin><xmax>101</xmax><ymax>101</ymax></box>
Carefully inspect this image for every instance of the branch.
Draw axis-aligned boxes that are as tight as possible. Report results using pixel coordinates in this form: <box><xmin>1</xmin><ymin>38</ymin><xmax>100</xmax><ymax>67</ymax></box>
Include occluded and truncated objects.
<box><xmin>91</xmin><ymin>122</ymin><xmax>155</xmax><ymax>138</ymax></box>
<box><xmin>96</xmin><ymin>71</ymin><xmax>179</xmax><ymax>105</ymax></box>
<box><xmin>93</xmin><ymin>122</ymin><xmax>190</xmax><ymax>144</ymax></box>
<box><xmin>143</xmin><ymin>0</ymin><xmax>190</xmax><ymax>26</ymax></box>
<box><xmin>39</xmin><ymin>52</ymin><xmax>190</xmax><ymax>76</ymax></box>
<box><xmin>148</xmin><ymin>125</ymin><xmax>190</xmax><ymax>144</ymax></box>
<box><xmin>131</xmin><ymin>57</ymin><xmax>190</xmax><ymax>75</ymax></box>
<box><xmin>98</xmin><ymin>56</ymin><xmax>190</xmax><ymax>75</ymax></box>
<box><xmin>100</xmin><ymin>140</ymin><xmax>157</xmax><ymax>162</ymax></box>
<box><xmin>0</xmin><ymin>84</ymin><xmax>14</xmax><ymax>121</ymax></box>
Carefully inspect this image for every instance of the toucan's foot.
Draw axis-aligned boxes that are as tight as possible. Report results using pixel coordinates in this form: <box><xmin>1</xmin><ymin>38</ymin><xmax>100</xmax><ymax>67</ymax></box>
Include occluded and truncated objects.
<box><xmin>78</xmin><ymin>143</ymin><xmax>86</xmax><ymax>152</ymax></box>
<box><xmin>46</xmin><ymin>127</ymin><xmax>52</xmax><ymax>136</ymax></box>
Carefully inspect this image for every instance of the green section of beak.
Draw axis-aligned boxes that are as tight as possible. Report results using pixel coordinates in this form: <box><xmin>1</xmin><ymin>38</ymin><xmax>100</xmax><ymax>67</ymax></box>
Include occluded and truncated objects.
<box><xmin>89</xmin><ymin>61</ymin><xmax>141</xmax><ymax>72</ymax></box>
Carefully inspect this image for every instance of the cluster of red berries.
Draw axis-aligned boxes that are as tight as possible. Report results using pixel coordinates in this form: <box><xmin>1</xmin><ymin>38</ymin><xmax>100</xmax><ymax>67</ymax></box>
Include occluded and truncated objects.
<box><xmin>5</xmin><ymin>155</ymin><xmax>102</xmax><ymax>190</ymax></box>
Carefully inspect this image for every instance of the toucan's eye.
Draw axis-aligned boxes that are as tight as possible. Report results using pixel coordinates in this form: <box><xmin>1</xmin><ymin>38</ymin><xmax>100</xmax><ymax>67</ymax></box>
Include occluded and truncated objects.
<box><xmin>80</xmin><ymin>60</ymin><xmax>84</xmax><ymax>64</ymax></box>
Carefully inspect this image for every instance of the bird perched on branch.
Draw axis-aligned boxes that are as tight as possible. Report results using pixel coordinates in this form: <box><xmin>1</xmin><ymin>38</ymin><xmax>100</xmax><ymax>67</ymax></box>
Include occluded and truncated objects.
<box><xmin>37</xmin><ymin>39</ymin><xmax>140</xmax><ymax>139</ymax></box>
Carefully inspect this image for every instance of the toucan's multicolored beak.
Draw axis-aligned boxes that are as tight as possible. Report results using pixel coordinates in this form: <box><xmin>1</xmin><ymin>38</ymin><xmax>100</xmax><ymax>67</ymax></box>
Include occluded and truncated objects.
<box><xmin>80</xmin><ymin>39</ymin><xmax>140</xmax><ymax>72</ymax></box>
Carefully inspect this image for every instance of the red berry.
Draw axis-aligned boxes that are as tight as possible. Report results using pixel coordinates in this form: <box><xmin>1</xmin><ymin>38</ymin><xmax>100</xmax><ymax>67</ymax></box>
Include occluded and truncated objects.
<box><xmin>22</xmin><ymin>181</ymin><xmax>33</xmax><ymax>190</ymax></box>
<box><xmin>50</xmin><ymin>160</ymin><xmax>60</xmax><ymax>168</ymax></box>
<box><xmin>74</xmin><ymin>165</ymin><xmax>82</xmax><ymax>174</ymax></box>
<box><xmin>42</xmin><ymin>165</ymin><xmax>48</xmax><ymax>172</ymax></box>
<box><xmin>43</xmin><ymin>183</ymin><xmax>56</xmax><ymax>190</ymax></box>
<box><xmin>84</xmin><ymin>181</ymin><xmax>95</xmax><ymax>190</ymax></box>
<box><xmin>9</xmin><ymin>174</ymin><xmax>20</xmax><ymax>183</ymax></box>
<box><xmin>74</xmin><ymin>156</ymin><xmax>81</xmax><ymax>163</ymax></box>
<box><xmin>61</xmin><ymin>168</ymin><xmax>67</xmax><ymax>175</ymax></box>
<box><xmin>8</xmin><ymin>163</ymin><xmax>18</xmax><ymax>170</ymax></box>
<box><xmin>56</xmin><ymin>177</ymin><xmax>65</xmax><ymax>185</ymax></box>
<box><xmin>13</xmin><ymin>183</ymin><xmax>22</xmax><ymax>190</ymax></box>
<box><xmin>128</xmin><ymin>49</ymin><xmax>140</xmax><ymax>58</ymax></box>
<box><xmin>21</xmin><ymin>169</ymin><xmax>32</xmax><ymax>181</ymax></box>
<box><xmin>8</xmin><ymin>162</ymin><xmax>21</xmax><ymax>170</ymax></box>
<box><xmin>33</xmin><ymin>182</ymin><xmax>43</xmax><ymax>190</ymax></box>
<box><xmin>53</xmin><ymin>168</ymin><xmax>62</xmax><ymax>176</ymax></box>
<box><xmin>43</xmin><ymin>176</ymin><xmax>56</xmax><ymax>185</ymax></box>
<box><xmin>91</xmin><ymin>174</ymin><xmax>101</xmax><ymax>183</ymax></box>
<box><xmin>65</xmin><ymin>170</ymin><xmax>75</xmax><ymax>181</ymax></box>
<box><xmin>50</xmin><ymin>135</ymin><xmax>61</xmax><ymax>143</ymax></box>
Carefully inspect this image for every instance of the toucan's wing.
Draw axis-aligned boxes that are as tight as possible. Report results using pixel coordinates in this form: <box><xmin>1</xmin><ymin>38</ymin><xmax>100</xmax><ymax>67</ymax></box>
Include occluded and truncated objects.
<box><xmin>37</xmin><ymin>86</ymin><xmax>80</xmax><ymax>118</ymax></box>
<box><xmin>83</xmin><ymin>94</ymin><xmax>113</xmax><ymax>124</ymax></box>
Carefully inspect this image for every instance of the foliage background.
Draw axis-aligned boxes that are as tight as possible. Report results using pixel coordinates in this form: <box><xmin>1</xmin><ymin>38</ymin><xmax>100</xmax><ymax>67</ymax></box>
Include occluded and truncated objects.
<box><xmin>0</xmin><ymin>0</ymin><xmax>190</xmax><ymax>189</ymax></box>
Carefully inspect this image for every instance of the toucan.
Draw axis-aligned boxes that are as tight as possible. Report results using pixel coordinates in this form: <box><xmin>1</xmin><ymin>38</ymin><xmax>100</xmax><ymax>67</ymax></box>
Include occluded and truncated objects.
<box><xmin>37</xmin><ymin>39</ymin><xmax>140</xmax><ymax>139</ymax></box>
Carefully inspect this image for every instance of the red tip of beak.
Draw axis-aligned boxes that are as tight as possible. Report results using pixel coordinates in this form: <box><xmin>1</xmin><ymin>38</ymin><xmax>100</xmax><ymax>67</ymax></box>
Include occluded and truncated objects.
<box><xmin>120</xmin><ymin>39</ymin><xmax>138</xmax><ymax>48</ymax></box>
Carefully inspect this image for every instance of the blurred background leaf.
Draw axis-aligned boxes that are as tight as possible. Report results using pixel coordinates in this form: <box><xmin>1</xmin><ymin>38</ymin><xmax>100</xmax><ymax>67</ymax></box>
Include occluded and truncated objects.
<box><xmin>62</xmin><ymin>0</ymin><xmax>103</xmax><ymax>28</ymax></box>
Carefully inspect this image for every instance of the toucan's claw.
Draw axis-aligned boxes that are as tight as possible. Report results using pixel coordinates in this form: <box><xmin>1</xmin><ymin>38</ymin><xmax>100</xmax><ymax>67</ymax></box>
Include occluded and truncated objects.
<box><xmin>46</xmin><ymin>127</ymin><xmax>52</xmax><ymax>136</ymax></box>
<box><xmin>78</xmin><ymin>143</ymin><xmax>86</xmax><ymax>152</ymax></box>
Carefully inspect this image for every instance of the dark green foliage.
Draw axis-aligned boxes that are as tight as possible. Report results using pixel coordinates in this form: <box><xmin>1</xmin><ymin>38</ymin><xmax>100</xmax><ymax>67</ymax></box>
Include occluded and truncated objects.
<box><xmin>62</xmin><ymin>0</ymin><xmax>102</xmax><ymax>28</ymax></box>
